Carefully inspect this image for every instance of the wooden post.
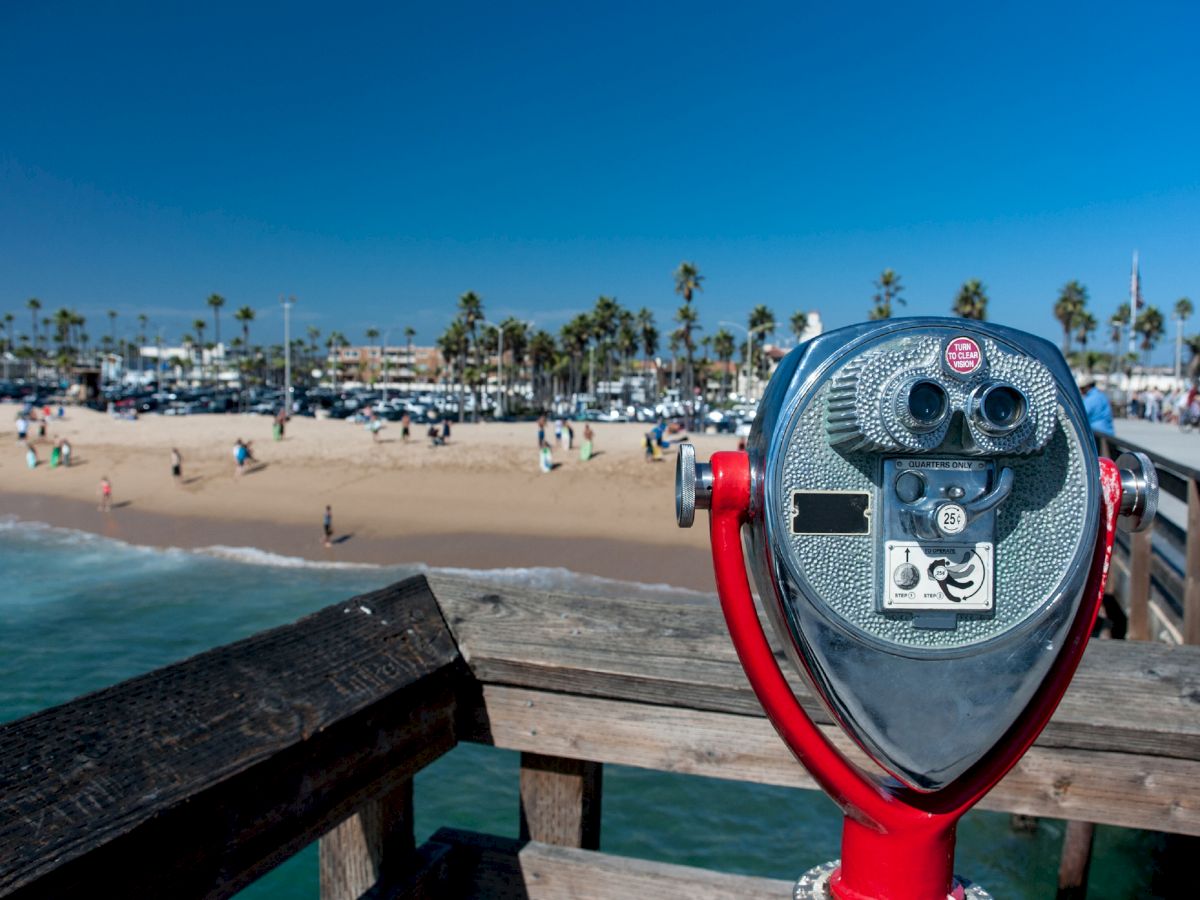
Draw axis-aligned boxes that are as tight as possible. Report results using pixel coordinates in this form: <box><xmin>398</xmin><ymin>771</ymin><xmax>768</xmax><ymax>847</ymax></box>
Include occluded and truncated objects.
<box><xmin>1128</xmin><ymin>528</ymin><xmax>1152</xmax><ymax>641</ymax></box>
<box><xmin>1185</xmin><ymin>478</ymin><xmax>1200</xmax><ymax>645</ymax></box>
<box><xmin>519</xmin><ymin>752</ymin><xmax>603</xmax><ymax>850</ymax></box>
<box><xmin>320</xmin><ymin>780</ymin><xmax>415</xmax><ymax>900</ymax></box>
<box><xmin>1056</xmin><ymin>819</ymin><xmax>1095</xmax><ymax>900</ymax></box>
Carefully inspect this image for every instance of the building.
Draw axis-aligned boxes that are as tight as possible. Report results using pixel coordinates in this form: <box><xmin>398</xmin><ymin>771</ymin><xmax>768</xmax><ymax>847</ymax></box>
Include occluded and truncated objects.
<box><xmin>328</xmin><ymin>345</ymin><xmax>440</xmax><ymax>387</ymax></box>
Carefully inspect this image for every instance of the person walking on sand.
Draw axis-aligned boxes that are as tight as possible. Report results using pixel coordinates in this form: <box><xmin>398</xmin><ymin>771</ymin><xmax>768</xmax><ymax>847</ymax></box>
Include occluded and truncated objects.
<box><xmin>581</xmin><ymin>423</ymin><xmax>595</xmax><ymax>461</ymax></box>
<box><xmin>400</xmin><ymin>412</ymin><xmax>411</xmax><ymax>443</ymax></box>
<box><xmin>60</xmin><ymin>437</ymin><xmax>71</xmax><ymax>467</ymax></box>
<box><xmin>24</xmin><ymin>441</ymin><xmax>37</xmax><ymax>469</ymax></box>
<box><xmin>171</xmin><ymin>448</ymin><xmax>183</xmax><ymax>485</ymax></box>
<box><xmin>98</xmin><ymin>476</ymin><xmax>113</xmax><ymax>512</ymax></box>
<box><xmin>233</xmin><ymin>439</ymin><xmax>248</xmax><ymax>476</ymax></box>
<box><xmin>537</xmin><ymin>414</ymin><xmax>547</xmax><ymax>450</ymax></box>
<box><xmin>323</xmin><ymin>505</ymin><xmax>333</xmax><ymax>547</ymax></box>
<box><xmin>15</xmin><ymin>413</ymin><xmax>28</xmax><ymax>442</ymax></box>
<box><xmin>441</xmin><ymin>417</ymin><xmax>451</xmax><ymax>442</ymax></box>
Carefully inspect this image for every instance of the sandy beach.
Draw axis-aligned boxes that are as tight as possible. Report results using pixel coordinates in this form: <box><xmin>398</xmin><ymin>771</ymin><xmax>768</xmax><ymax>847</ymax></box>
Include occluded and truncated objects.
<box><xmin>1</xmin><ymin>409</ymin><xmax>733</xmax><ymax>591</ymax></box>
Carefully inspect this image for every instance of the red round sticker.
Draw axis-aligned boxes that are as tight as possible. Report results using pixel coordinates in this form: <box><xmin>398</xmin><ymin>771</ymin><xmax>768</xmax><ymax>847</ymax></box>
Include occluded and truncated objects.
<box><xmin>944</xmin><ymin>337</ymin><xmax>982</xmax><ymax>375</ymax></box>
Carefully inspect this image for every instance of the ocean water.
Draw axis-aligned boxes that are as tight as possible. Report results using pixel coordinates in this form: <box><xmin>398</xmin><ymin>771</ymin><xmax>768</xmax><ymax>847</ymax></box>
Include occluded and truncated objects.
<box><xmin>0</xmin><ymin>518</ymin><xmax>1163</xmax><ymax>897</ymax></box>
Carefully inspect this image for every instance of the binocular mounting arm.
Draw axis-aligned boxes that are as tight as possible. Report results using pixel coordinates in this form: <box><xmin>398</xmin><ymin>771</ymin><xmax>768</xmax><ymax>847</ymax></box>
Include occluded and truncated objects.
<box><xmin>678</xmin><ymin>445</ymin><xmax>1130</xmax><ymax>900</ymax></box>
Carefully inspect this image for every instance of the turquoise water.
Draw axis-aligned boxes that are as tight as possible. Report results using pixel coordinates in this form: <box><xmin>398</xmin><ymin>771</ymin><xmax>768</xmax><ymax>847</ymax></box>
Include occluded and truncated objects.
<box><xmin>0</xmin><ymin>519</ymin><xmax>1162</xmax><ymax>897</ymax></box>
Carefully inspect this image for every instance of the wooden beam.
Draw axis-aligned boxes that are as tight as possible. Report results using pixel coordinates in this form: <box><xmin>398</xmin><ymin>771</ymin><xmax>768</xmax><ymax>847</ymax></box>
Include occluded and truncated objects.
<box><xmin>437</xmin><ymin>575</ymin><xmax>1200</xmax><ymax>763</ymax></box>
<box><xmin>422</xmin><ymin>828</ymin><xmax>795</xmax><ymax>899</ymax></box>
<box><xmin>475</xmin><ymin>685</ymin><xmax>1200</xmax><ymax>835</ymax></box>
<box><xmin>320</xmin><ymin>780</ymin><xmax>415</xmax><ymax>900</ymax></box>
<box><xmin>0</xmin><ymin>576</ymin><xmax>464</xmax><ymax>899</ymax></box>
<box><xmin>1055</xmin><ymin>820</ymin><xmax>1095</xmax><ymax>900</ymax></box>
<box><xmin>519</xmin><ymin>753</ymin><xmax>602</xmax><ymax>850</ymax></box>
<box><xmin>1127</xmin><ymin>529</ymin><xmax>1153</xmax><ymax>640</ymax></box>
<box><xmin>1186</xmin><ymin>477</ymin><xmax>1200</xmax><ymax>645</ymax></box>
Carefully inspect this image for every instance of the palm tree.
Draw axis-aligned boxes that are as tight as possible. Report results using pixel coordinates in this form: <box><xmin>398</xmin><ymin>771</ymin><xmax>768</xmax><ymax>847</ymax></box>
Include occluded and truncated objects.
<box><xmin>952</xmin><ymin>280</ymin><xmax>988</xmax><ymax>320</ymax></box>
<box><xmin>713</xmin><ymin>327</ymin><xmax>735</xmax><ymax>398</ymax></box>
<box><xmin>438</xmin><ymin>319</ymin><xmax>468</xmax><ymax>416</ymax></box>
<box><xmin>457</xmin><ymin>291</ymin><xmax>484</xmax><ymax>420</ymax></box>
<box><xmin>1054</xmin><ymin>281</ymin><xmax>1088</xmax><ymax>356</ymax></box>
<box><xmin>1073</xmin><ymin>312</ymin><xmax>1097</xmax><ymax>362</ymax></box>
<box><xmin>1174</xmin><ymin>298</ymin><xmax>1194</xmax><ymax>377</ymax></box>
<box><xmin>364</xmin><ymin>327</ymin><xmax>381</xmax><ymax>386</ymax></box>
<box><xmin>674</xmin><ymin>302</ymin><xmax>701</xmax><ymax>399</ymax></box>
<box><xmin>528</xmin><ymin>329</ymin><xmax>557</xmax><ymax>408</ymax></box>
<box><xmin>404</xmin><ymin>325</ymin><xmax>416</xmax><ymax>385</ymax></box>
<box><xmin>192</xmin><ymin>319</ymin><xmax>207</xmax><ymax>382</ymax></box>
<box><xmin>636</xmin><ymin>308</ymin><xmax>658</xmax><ymax>400</ymax></box>
<box><xmin>789</xmin><ymin>311</ymin><xmax>809</xmax><ymax>344</ymax></box>
<box><xmin>672</xmin><ymin>263</ymin><xmax>704</xmax><ymax>415</ymax></box>
<box><xmin>234</xmin><ymin>306</ymin><xmax>255</xmax><ymax>359</ymax></box>
<box><xmin>869</xmin><ymin>269</ymin><xmax>906</xmax><ymax>320</ymax></box>
<box><xmin>1133</xmin><ymin>306</ymin><xmax>1165</xmax><ymax>366</ymax></box>
<box><xmin>616</xmin><ymin>310</ymin><xmax>638</xmax><ymax>405</ymax></box>
<box><xmin>1108</xmin><ymin>303</ymin><xmax>1130</xmax><ymax>373</ymax></box>
<box><xmin>748</xmin><ymin>305</ymin><xmax>776</xmax><ymax>380</ymax></box>
<box><xmin>26</xmin><ymin>298</ymin><xmax>41</xmax><ymax>362</ymax></box>
<box><xmin>207</xmin><ymin>294</ymin><xmax>226</xmax><ymax>349</ymax></box>
<box><xmin>560</xmin><ymin>314</ymin><xmax>591</xmax><ymax>397</ymax></box>
<box><xmin>674</xmin><ymin>262</ymin><xmax>704</xmax><ymax>304</ymax></box>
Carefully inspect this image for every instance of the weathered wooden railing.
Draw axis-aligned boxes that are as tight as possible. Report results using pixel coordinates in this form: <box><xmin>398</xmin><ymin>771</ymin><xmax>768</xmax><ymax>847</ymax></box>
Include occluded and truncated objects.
<box><xmin>1097</xmin><ymin>432</ymin><xmax>1200</xmax><ymax>645</ymax></box>
<box><xmin>2</xmin><ymin>574</ymin><xmax>1199</xmax><ymax>898</ymax></box>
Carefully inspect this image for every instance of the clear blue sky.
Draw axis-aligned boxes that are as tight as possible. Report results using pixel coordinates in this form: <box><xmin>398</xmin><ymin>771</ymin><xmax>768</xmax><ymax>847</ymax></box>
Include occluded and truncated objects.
<box><xmin>2</xmin><ymin>1</ymin><xmax>1198</xmax><ymax>359</ymax></box>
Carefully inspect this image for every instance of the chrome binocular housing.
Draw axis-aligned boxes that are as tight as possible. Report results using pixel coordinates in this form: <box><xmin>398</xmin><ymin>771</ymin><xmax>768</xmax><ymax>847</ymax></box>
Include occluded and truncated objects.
<box><xmin>734</xmin><ymin>319</ymin><xmax>1130</xmax><ymax>790</ymax></box>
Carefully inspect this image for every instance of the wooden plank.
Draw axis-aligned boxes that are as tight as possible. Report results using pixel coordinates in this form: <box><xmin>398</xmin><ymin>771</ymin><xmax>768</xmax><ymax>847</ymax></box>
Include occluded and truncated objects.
<box><xmin>0</xmin><ymin>576</ymin><xmax>465</xmax><ymax>899</ymax></box>
<box><xmin>320</xmin><ymin>780</ymin><xmax>415</xmax><ymax>900</ymax></box>
<box><xmin>1128</xmin><ymin>529</ymin><xmax>1153</xmax><ymax>640</ymax></box>
<box><xmin>1055</xmin><ymin>820</ymin><xmax>1094</xmax><ymax>900</ymax></box>
<box><xmin>433</xmin><ymin>575</ymin><xmax>1200</xmax><ymax>763</ymax></box>
<box><xmin>1186</xmin><ymin>478</ymin><xmax>1200</xmax><ymax>645</ymax></box>
<box><xmin>428</xmin><ymin>573</ymin><xmax>791</xmax><ymax>719</ymax></box>
<box><xmin>423</xmin><ymin>828</ymin><xmax>795</xmax><ymax>899</ymax></box>
<box><xmin>519</xmin><ymin>753</ymin><xmax>602</xmax><ymax>850</ymax></box>
<box><xmin>474</xmin><ymin>685</ymin><xmax>1200</xmax><ymax>836</ymax></box>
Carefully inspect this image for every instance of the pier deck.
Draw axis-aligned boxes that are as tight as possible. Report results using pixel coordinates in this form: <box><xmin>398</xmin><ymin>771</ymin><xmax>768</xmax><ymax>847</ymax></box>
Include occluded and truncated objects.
<box><xmin>1</xmin><ymin>573</ymin><xmax>1198</xmax><ymax>898</ymax></box>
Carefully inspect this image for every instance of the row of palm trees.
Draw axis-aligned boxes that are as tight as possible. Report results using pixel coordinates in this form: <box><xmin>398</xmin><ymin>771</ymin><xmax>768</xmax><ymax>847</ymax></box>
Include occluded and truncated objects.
<box><xmin>426</xmin><ymin>264</ymin><xmax>815</xmax><ymax>419</ymax></box>
<box><xmin>865</xmin><ymin>269</ymin><xmax>1194</xmax><ymax>376</ymax></box>
<box><xmin>1052</xmin><ymin>281</ymin><xmax>1193</xmax><ymax>373</ymax></box>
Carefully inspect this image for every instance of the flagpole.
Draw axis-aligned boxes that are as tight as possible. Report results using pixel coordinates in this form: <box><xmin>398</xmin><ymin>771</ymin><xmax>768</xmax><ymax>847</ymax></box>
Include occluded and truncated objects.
<box><xmin>1128</xmin><ymin>250</ymin><xmax>1139</xmax><ymax>359</ymax></box>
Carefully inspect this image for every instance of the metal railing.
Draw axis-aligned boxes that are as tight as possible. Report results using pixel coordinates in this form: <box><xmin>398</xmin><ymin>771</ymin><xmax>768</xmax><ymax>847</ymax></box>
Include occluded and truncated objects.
<box><xmin>1096</xmin><ymin>432</ymin><xmax>1200</xmax><ymax>644</ymax></box>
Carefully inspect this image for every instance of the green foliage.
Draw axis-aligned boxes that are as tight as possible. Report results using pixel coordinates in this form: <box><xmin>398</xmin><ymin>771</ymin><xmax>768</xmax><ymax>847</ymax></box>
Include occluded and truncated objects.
<box><xmin>869</xmin><ymin>269</ymin><xmax>905</xmax><ymax>320</ymax></box>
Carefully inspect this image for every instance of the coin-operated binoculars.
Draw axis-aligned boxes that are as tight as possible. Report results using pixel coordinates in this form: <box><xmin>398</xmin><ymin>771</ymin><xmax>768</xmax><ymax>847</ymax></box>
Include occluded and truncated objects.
<box><xmin>676</xmin><ymin>319</ymin><xmax>1158</xmax><ymax>900</ymax></box>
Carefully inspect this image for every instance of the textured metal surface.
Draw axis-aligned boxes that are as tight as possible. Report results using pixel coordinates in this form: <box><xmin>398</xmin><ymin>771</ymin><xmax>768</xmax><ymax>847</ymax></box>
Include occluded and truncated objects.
<box><xmin>792</xmin><ymin>861</ymin><xmax>993</xmax><ymax>900</ymax></box>
<box><xmin>744</xmin><ymin>318</ymin><xmax>1101</xmax><ymax>791</ymax></box>
<box><xmin>1116</xmin><ymin>450</ymin><xmax>1160</xmax><ymax>532</ymax></box>
<box><xmin>824</xmin><ymin>334</ymin><xmax>1058</xmax><ymax>456</ymax></box>
<box><xmin>787</xmin><ymin>388</ymin><xmax>1090</xmax><ymax>650</ymax></box>
<box><xmin>675</xmin><ymin>443</ymin><xmax>697</xmax><ymax>527</ymax></box>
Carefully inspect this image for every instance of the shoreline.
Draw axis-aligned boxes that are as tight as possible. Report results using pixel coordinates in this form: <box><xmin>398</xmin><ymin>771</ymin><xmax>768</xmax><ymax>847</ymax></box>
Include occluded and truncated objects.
<box><xmin>0</xmin><ymin>490</ymin><xmax>718</xmax><ymax>592</ymax></box>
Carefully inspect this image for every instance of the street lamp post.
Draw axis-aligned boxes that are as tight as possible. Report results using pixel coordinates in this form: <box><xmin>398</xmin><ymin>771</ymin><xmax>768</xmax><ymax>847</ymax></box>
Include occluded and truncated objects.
<box><xmin>281</xmin><ymin>295</ymin><xmax>295</xmax><ymax>413</ymax></box>
<box><xmin>719</xmin><ymin>320</ymin><xmax>773</xmax><ymax>401</ymax></box>
<box><xmin>382</xmin><ymin>329</ymin><xmax>391</xmax><ymax>403</ymax></box>
<box><xmin>477</xmin><ymin>319</ymin><xmax>506</xmax><ymax>419</ymax></box>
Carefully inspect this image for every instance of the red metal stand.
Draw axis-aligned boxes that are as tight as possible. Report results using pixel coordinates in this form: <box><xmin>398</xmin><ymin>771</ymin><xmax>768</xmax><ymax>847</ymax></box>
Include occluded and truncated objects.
<box><xmin>707</xmin><ymin>450</ymin><xmax>1123</xmax><ymax>900</ymax></box>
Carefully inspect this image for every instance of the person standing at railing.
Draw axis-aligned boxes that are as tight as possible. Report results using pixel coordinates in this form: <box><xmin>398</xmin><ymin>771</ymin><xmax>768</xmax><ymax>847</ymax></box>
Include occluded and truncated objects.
<box><xmin>1081</xmin><ymin>381</ymin><xmax>1114</xmax><ymax>435</ymax></box>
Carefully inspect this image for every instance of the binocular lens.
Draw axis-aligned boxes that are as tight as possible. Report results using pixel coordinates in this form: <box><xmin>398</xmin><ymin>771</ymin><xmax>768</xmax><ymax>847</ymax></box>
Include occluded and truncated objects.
<box><xmin>906</xmin><ymin>380</ymin><xmax>948</xmax><ymax>428</ymax></box>
<box><xmin>976</xmin><ymin>384</ymin><xmax>1028</xmax><ymax>434</ymax></box>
